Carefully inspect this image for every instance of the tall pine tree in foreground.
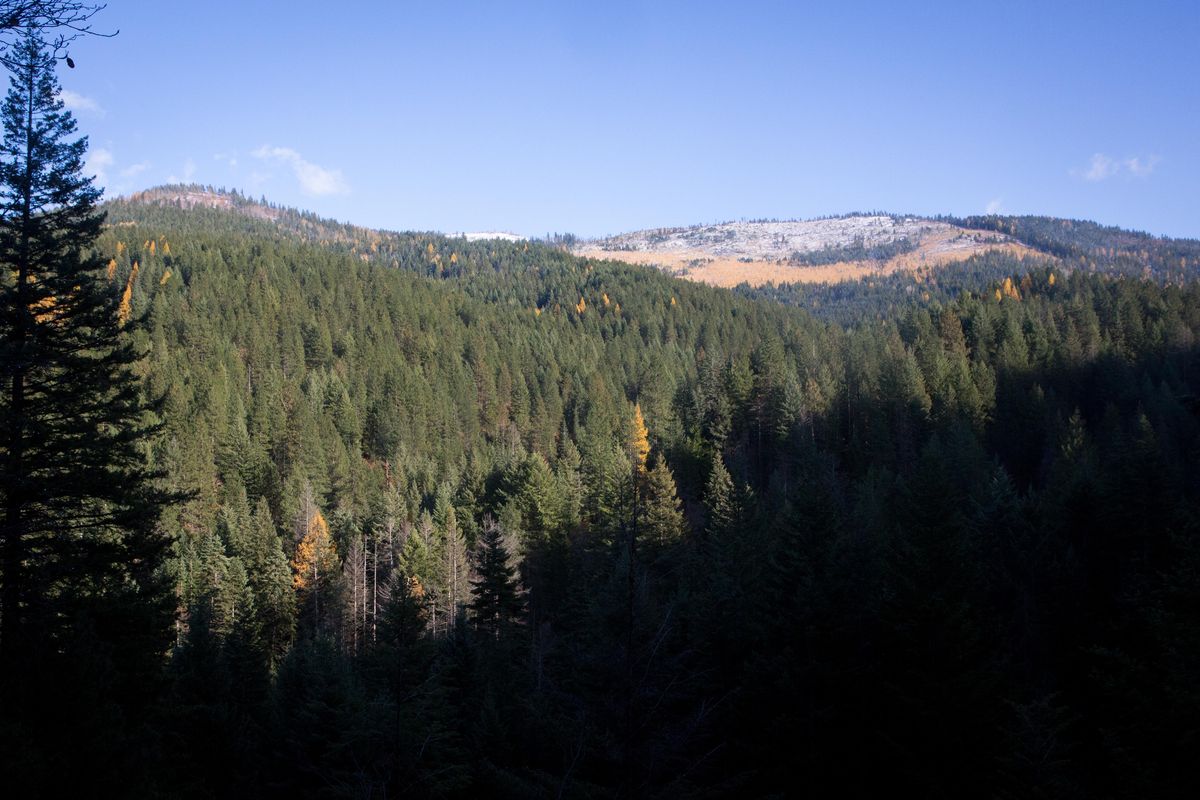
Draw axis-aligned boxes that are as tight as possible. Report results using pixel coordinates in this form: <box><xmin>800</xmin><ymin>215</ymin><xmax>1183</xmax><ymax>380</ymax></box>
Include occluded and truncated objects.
<box><xmin>0</xmin><ymin>34</ymin><xmax>174</xmax><ymax>792</ymax></box>
<box><xmin>470</xmin><ymin>516</ymin><xmax>522</xmax><ymax>637</ymax></box>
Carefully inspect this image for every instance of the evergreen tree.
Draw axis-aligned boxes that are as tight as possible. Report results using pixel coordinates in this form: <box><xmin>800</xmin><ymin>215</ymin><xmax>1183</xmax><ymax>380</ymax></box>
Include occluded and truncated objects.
<box><xmin>470</xmin><ymin>517</ymin><xmax>522</xmax><ymax>637</ymax></box>
<box><xmin>0</xmin><ymin>33</ymin><xmax>175</xmax><ymax>788</ymax></box>
<box><xmin>240</xmin><ymin>497</ymin><xmax>295</xmax><ymax>668</ymax></box>
<box><xmin>703</xmin><ymin>451</ymin><xmax>736</xmax><ymax>537</ymax></box>
<box><xmin>642</xmin><ymin>455</ymin><xmax>686</xmax><ymax>548</ymax></box>
<box><xmin>291</xmin><ymin>482</ymin><xmax>338</xmax><ymax>634</ymax></box>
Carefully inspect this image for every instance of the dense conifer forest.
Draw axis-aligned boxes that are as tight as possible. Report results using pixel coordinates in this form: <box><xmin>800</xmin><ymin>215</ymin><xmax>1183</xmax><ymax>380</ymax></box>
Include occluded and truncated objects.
<box><xmin>11</xmin><ymin>182</ymin><xmax>1200</xmax><ymax>797</ymax></box>
<box><xmin>1</xmin><ymin>15</ymin><xmax>1199</xmax><ymax>799</ymax></box>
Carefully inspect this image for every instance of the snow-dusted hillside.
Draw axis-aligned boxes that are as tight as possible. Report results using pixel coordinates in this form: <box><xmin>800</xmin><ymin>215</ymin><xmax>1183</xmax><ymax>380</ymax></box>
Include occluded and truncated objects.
<box><xmin>448</xmin><ymin>231</ymin><xmax>526</xmax><ymax>243</ymax></box>
<box><xmin>588</xmin><ymin>216</ymin><xmax>966</xmax><ymax>260</ymax></box>
<box><xmin>574</xmin><ymin>215</ymin><xmax>1030</xmax><ymax>287</ymax></box>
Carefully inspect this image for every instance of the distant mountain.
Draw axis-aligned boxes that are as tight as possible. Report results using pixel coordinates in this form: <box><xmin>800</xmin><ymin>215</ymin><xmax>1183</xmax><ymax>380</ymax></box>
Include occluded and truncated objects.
<box><xmin>947</xmin><ymin>214</ymin><xmax>1200</xmax><ymax>281</ymax></box>
<box><xmin>446</xmin><ymin>231</ymin><xmax>526</xmax><ymax>243</ymax></box>
<box><xmin>107</xmin><ymin>187</ymin><xmax>1200</xmax><ymax>323</ymax></box>
<box><xmin>574</xmin><ymin>215</ymin><xmax>1037</xmax><ymax>287</ymax></box>
<box><xmin>119</xmin><ymin>185</ymin><xmax>524</xmax><ymax>248</ymax></box>
<box><xmin>574</xmin><ymin>213</ymin><xmax>1200</xmax><ymax>287</ymax></box>
<box><xmin>126</xmin><ymin>185</ymin><xmax>283</xmax><ymax>219</ymax></box>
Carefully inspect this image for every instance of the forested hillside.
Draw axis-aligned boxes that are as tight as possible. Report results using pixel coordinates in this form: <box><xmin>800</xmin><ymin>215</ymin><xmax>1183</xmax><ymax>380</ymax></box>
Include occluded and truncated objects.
<box><xmin>16</xmin><ymin>191</ymin><xmax>1192</xmax><ymax>797</ymax></box>
<box><xmin>952</xmin><ymin>213</ymin><xmax>1200</xmax><ymax>281</ymax></box>
<box><xmin>1</xmin><ymin>0</ymin><xmax>1196</xmax><ymax>794</ymax></box>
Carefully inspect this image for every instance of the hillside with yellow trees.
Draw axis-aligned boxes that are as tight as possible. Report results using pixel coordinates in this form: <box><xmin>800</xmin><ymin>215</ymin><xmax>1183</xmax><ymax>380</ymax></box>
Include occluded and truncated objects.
<box><xmin>1</xmin><ymin>0</ymin><xmax>1196</xmax><ymax>789</ymax></box>
<box><xmin>33</xmin><ymin>187</ymin><xmax>1191</xmax><ymax>798</ymax></box>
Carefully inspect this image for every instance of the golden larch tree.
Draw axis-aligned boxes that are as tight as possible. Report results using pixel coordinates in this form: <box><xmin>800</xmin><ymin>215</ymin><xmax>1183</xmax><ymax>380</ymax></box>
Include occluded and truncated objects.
<box><xmin>630</xmin><ymin>403</ymin><xmax>650</xmax><ymax>474</ymax></box>
<box><xmin>292</xmin><ymin>503</ymin><xmax>337</xmax><ymax>592</ymax></box>
<box><xmin>117</xmin><ymin>260</ymin><xmax>138</xmax><ymax>326</ymax></box>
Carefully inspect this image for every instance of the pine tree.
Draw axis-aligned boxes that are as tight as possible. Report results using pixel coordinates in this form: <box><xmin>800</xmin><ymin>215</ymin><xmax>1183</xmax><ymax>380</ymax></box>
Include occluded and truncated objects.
<box><xmin>703</xmin><ymin>451</ymin><xmax>736</xmax><ymax>537</ymax></box>
<box><xmin>470</xmin><ymin>516</ymin><xmax>522</xmax><ymax>637</ymax></box>
<box><xmin>643</xmin><ymin>455</ymin><xmax>686</xmax><ymax>548</ymax></box>
<box><xmin>0</xmin><ymin>32</ymin><xmax>176</xmax><ymax>786</ymax></box>
<box><xmin>291</xmin><ymin>482</ymin><xmax>338</xmax><ymax>632</ymax></box>
<box><xmin>442</xmin><ymin>502</ymin><xmax>468</xmax><ymax>625</ymax></box>
<box><xmin>403</xmin><ymin>509</ymin><xmax>443</xmax><ymax>632</ymax></box>
<box><xmin>240</xmin><ymin>497</ymin><xmax>295</xmax><ymax>668</ymax></box>
<box><xmin>629</xmin><ymin>402</ymin><xmax>651</xmax><ymax>474</ymax></box>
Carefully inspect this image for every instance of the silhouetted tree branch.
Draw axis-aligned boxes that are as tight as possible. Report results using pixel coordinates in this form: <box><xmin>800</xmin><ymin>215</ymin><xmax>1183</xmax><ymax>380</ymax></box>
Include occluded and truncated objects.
<box><xmin>0</xmin><ymin>2</ymin><xmax>114</xmax><ymax>68</ymax></box>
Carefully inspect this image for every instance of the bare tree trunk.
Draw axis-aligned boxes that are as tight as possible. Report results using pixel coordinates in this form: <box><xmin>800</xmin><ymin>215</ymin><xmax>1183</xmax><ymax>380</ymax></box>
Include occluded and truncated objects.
<box><xmin>371</xmin><ymin>530</ymin><xmax>378</xmax><ymax>644</ymax></box>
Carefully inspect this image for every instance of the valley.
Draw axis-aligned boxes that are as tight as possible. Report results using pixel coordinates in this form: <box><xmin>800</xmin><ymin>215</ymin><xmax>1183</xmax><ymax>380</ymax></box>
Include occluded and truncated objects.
<box><xmin>3</xmin><ymin>2</ymin><xmax>1197</xmax><ymax>797</ymax></box>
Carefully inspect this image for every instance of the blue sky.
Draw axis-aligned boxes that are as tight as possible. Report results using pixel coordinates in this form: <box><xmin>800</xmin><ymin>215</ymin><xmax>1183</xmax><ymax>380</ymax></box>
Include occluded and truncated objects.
<box><xmin>52</xmin><ymin>0</ymin><xmax>1200</xmax><ymax>238</ymax></box>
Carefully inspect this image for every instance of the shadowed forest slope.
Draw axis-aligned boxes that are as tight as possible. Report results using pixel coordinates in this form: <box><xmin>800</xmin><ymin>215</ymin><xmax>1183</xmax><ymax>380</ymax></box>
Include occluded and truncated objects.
<box><xmin>14</xmin><ymin>192</ymin><xmax>1191</xmax><ymax>797</ymax></box>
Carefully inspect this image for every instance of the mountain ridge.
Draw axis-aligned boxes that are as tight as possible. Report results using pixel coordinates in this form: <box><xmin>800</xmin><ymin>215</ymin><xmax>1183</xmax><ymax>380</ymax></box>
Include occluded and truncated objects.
<box><xmin>109</xmin><ymin>185</ymin><xmax>1200</xmax><ymax>289</ymax></box>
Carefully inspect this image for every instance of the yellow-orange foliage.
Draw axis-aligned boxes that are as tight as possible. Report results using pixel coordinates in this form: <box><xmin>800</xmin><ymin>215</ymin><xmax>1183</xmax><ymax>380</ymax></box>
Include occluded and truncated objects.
<box><xmin>670</xmin><ymin>296</ymin><xmax>677</xmax><ymax>307</ymax></box>
<box><xmin>534</xmin><ymin>306</ymin><xmax>542</xmax><ymax>317</ymax></box>
<box><xmin>117</xmin><ymin>261</ymin><xmax>139</xmax><ymax>326</ymax></box>
<box><xmin>292</xmin><ymin>507</ymin><xmax>337</xmax><ymax>591</ymax></box>
<box><xmin>576</xmin><ymin>296</ymin><xmax>586</xmax><ymax>314</ymax></box>
<box><xmin>450</xmin><ymin>252</ymin><xmax>458</xmax><ymax>264</ymax></box>
<box><xmin>162</xmin><ymin>241</ymin><xmax>171</xmax><ymax>256</ymax></box>
<box><xmin>630</xmin><ymin>403</ymin><xmax>650</xmax><ymax>473</ymax></box>
<box><xmin>148</xmin><ymin>240</ymin><xmax>156</xmax><ymax>255</ymax></box>
<box><xmin>159</xmin><ymin>269</ymin><xmax>172</xmax><ymax>285</ymax></box>
<box><xmin>106</xmin><ymin>258</ymin><xmax>117</xmax><ymax>281</ymax></box>
<box><xmin>116</xmin><ymin>241</ymin><xmax>126</xmax><ymax>255</ymax></box>
<box><xmin>602</xmin><ymin>292</ymin><xmax>610</xmax><ymax>307</ymax></box>
<box><xmin>1048</xmin><ymin>272</ymin><xmax>1056</xmax><ymax>286</ymax></box>
<box><xmin>30</xmin><ymin>293</ymin><xmax>58</xmax><ymax>323</ymax></box>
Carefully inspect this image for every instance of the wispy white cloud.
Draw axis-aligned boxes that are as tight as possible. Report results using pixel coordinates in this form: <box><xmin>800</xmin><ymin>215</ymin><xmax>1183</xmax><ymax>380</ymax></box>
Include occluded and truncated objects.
<box><xmin>252</xmin><ymin>145</ymin><xmax>348</xmax><ymax>196</ymax></box>
<box><xmin>1082</xmin><ymin>153</ymin><xmax>1118</xmax><ymax>181</ymax></box>
<box><xmin>985</xmin><ymin>197</ymin><xmax>1004</xmax><ymax>214</ymax></box>
<box><xmin>87</xmin><ymin>147</ymin><xmax>113</xmax><ymax>183</ymax></box>
<box><xmin>214</xmin><ymin>152</ymin><xmax>239</xmax><ymax>168</ymax></box>
<box><xmin>119</xmin><ymin>161</ymin><xmax>151</xmax><ymax>179</ymax></box>
<box><xmin>1075</xmin><ymin>152</ymin><xmax>1160</xmax><ymax>182</ymax></box>
<box><xmin>1124</xmin><ymin>155</ymin><xmax>1159</xmax><ymax>177</ymax></box>
<box><xmin>58</xmin><ymin>89</ymin><xmax>103</xmax><ymax>114</ymax></box>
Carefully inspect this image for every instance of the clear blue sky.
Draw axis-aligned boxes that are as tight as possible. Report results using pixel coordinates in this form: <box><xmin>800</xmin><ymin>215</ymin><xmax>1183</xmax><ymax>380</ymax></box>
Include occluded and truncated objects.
<box><xmin>53</xmin><ymin>0</ymin><xmax>1200</xmax><ymax>238</ymax></box>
